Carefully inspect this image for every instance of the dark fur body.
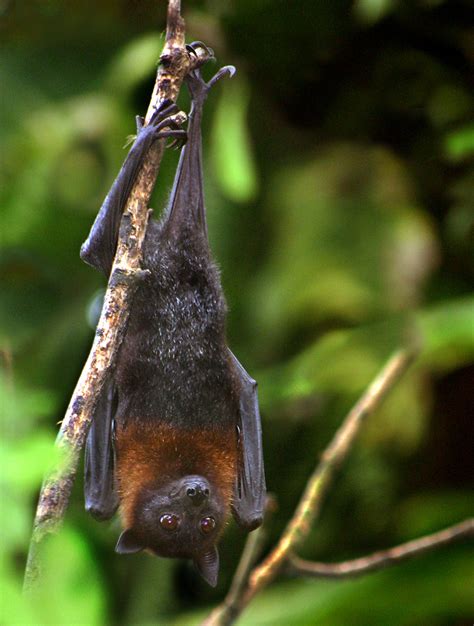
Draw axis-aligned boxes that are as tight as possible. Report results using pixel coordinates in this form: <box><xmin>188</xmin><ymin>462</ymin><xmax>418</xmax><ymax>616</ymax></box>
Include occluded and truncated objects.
<box><xmin>115</xmin><ymin>220</ymin><xmax>240</xmax><ymax>429</ymax></box>
<box><xmin>114</xmin><ymin>219</ymin><xmax>240</xmax><ymax>545</ymax></box>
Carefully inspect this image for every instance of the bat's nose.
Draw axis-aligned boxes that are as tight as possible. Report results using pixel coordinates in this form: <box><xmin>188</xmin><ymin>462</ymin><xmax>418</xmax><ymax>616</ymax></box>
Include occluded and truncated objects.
<box><xmin>186</xmin><ymin>482</ymin><xmax>210</xmax><ymax>506</ymax></box>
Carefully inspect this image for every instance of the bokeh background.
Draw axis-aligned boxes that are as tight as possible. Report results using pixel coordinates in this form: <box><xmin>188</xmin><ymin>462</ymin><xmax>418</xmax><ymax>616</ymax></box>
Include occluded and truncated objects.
<box><xmin>1</xmin><ymin>1</ymin><xmax>473</xmax><ymax>624</ymax></box>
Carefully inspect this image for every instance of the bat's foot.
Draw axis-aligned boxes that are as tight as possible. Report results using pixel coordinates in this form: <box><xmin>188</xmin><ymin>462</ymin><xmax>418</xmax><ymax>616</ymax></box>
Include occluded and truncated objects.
<box><xmin>147</xmin><ymin>101</ymin><xmax>188</xmax><ymax>148</ymax></box>
<box><xmin>186</xmin><ymin>41</ymin><xmax>215</xmax><ymax>66</ymax></box>
<box><xmin>184</xmin><ymin>40</ymin><xmax>235</xmax><ymax>101</ymax></box>
<box><xmin>159</xmin><ymin>129</ymin><xmax>187</xmax><ymax>150</ymax></box>
<box><xmin>186</xmin><ymin>65</ymin><xmax>236</xmax><ymax>102</ymax></box>
<box><xmin>149</xmin><ymin>99</ymin><xmax>179</xmax><ymax>127</ymax></box>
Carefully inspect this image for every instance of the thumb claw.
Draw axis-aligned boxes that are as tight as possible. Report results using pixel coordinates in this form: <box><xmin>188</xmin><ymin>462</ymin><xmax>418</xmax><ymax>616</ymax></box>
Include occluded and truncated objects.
<box><xmin>207</xmin><ymin>65</ymin><xmax>237</xmax><ymax>89</ymax></box>
<box><xmin>222</xmin><ymin>65</ymin><xmax>237</xmax><ymax>78</ymax></box>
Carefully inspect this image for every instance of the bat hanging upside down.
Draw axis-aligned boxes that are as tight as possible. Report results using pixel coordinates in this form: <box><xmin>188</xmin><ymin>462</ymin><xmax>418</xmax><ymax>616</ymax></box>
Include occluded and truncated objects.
<box><xmin>80</xmin><ymin>44</ymin><xmax>265</xmax><ymax>587</ymax></box>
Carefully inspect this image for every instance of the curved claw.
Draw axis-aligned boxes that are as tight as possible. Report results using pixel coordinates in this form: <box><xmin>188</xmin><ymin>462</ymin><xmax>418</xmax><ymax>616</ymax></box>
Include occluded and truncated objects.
<box><xmin>207</xmin><ymin>65</ymin><xmax>237</xmax><ymax>89</ymax></box>
<box><xmin>149</xmin><ymin>101</ymin><xmax>179</xmax><ymax>127</ymax></box>
<box><xmin>146</xmin><ymin>104</ymin><xmax>186</xmax><ymax>145</ymax></box>
<box><xmin>160</xmin><ymin>129</ymin><xmax>188</xmax><ymax>150</ymax></box>
<box><xmin>186</xmin><ymin>41</ymin><xmax>215</xmax><ymax>60</ymax></box>
<box><xmin>185</xmin><ymin>64</ymin><xmax>236</xmax><ymax>102</ymax></box>
<box><xmin>157</xmin><ymin>129</ymin><xmax>186</xmax><ymax>139</ymax></box>
<box><xmin>169</xmin><ymin>135</ymin><xmax>188</xmax><ymax>151</ymax></box>
<box><xmin>156</xmin><ymin>98</ymin><xmax>175</xmax><ymax>115</ymax></box>
<box><xmin>160</xmin><ymin>103</ymin><xmax>180</xmax><ymax>119</ymax></box>
<box><xmin>153</xmin><ymin>116</ymin><xmax>181</xmax><ymax>133</ymax></box>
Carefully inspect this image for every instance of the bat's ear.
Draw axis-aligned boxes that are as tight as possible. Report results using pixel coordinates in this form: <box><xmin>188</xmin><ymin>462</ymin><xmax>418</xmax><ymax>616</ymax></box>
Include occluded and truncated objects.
<box><xmin>115</xmin><ymin>529</ymin><xmax>145</xmax><ymax>554</ymax></box>
<box><xmin>194</xmin><ymin>546</ymin><xmax>219</xmax><ymax>587</ymax></box>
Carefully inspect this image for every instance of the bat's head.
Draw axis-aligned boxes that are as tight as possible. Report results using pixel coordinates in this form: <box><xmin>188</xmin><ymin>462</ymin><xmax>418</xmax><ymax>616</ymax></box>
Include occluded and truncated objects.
<box><xmin>116</xmin><ymin>474</ymin><xmax>226</xmax><ymax>586</ymax></box>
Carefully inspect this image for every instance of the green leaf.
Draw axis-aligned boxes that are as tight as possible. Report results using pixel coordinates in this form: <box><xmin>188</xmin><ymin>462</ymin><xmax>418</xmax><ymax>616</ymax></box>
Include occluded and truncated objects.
<box><xmin>354</xmin><ymin>0</ymin><xmax>396</xmax><ymax>24</ymax></box>
<box><xmin>444</xmin><ymin>123</ymin><xmax>474</xmax><ymax>161</ymax></box>
<box><xmin>26</xmin><ymin>527</ymin><xmax>106</xmax><ymax>626</ymax></box>
<box><xmin>106</xmin><ymin>33</ymin><xmax>164</xmax><ymax>95</ymax></box>
<box><xmin>211</xmin><ymin>75</ymin><xmax>258</xmax><ymax>202</ymax></box>
<box><xmin>418</xmin><ymin>296</ymin><xmax>474</xmax><ymax>370</ymax></box>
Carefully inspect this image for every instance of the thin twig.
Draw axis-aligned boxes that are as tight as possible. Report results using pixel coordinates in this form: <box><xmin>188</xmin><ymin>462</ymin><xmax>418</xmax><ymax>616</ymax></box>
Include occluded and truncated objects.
<box><xmin>202</xmin><ymin>527</ymin><xmax>266</xmax><ymax>626</ymax></box>
<box><xmin>201</xmin><ymin>348</ymin><xmax>416</xmax><ymax>624</ymax></box>
<box><xmin>23</xmin><ymin>0</ymin><xmax>209</xmax><ymax>591</ymax></box>
<box><xmin>246</xmin><ymin>348</ymin><xmax>416</xmax><ymax>597</ymax></box>
<box><xmin>286</xmin><ymin>518</ymin><xmax>474</xmax><ymax>578</ymax></box>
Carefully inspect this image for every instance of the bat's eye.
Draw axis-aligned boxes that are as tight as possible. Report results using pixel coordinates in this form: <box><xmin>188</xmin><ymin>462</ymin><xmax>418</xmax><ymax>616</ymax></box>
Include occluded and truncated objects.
<box><xmin>200</xmin><ymin>516</ymin><xmax>216</xmax><ymax>534</ymax></box>
<box><xmin>160</xmin><ymin>514</ymin><xmax>179</xmax><ymax>531</ymax></box>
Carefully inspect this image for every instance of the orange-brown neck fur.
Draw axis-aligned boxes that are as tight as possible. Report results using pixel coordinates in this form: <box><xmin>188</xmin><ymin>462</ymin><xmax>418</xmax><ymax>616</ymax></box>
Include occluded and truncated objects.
<box><xmin>115</xmin><ymin>420</ymin><xmax>237</xmax><ymax>528</ymax></box>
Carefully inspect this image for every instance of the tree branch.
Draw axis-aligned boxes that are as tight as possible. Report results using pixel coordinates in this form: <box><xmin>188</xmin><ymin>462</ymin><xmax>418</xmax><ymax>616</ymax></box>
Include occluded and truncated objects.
<box><xmin>286</xmin><ymin>518</ymin><xmax>474</xmax><ymax>578</ymax></box>
<box><xmin>201</xmin><ymin>348</ymin><xmax>416</xmax><ymax>625</ymax></box>
<box><xmin>23</xmin><ymin>0</ymin><xmax>210</xmax><ymax>591</ymax></box>
<box><xmin>246</xmin><ymin>348</ymin><xmax>416</xmax><ymax>597</ymax></box>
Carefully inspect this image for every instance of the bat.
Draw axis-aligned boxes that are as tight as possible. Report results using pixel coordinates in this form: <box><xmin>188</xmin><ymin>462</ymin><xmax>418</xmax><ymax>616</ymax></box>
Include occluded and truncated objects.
<box><xmin>80</xmin><ymin>46</ymin><xmax>265</xmax><ymax>587</ymax></box>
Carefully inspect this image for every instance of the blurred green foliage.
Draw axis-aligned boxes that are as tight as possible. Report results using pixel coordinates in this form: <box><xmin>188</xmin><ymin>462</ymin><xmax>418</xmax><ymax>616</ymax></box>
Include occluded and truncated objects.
<box><xmin>1</xmin><ymin>1</ymin><xmax>473</xmax><ymax>624</ymax></box>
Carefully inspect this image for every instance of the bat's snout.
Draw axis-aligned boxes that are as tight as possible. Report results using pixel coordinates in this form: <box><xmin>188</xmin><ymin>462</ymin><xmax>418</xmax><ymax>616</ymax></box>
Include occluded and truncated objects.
<box><xmin>184</xmin><ymin>478</ymin><xmax>210</xmax><ymax>506</ymax></box>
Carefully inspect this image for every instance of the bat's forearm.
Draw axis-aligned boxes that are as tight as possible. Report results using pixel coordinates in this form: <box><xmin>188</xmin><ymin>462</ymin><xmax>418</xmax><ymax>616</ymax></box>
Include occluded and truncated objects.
<box><xmin>80</xmin><ymin>102</ymin><xmax>184</xmax><ymax>276</ymax></box>
<box><xmin>80</xmin><ymin>127</ymin><xmax>159</xmax><ymax>275</ymax></box>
